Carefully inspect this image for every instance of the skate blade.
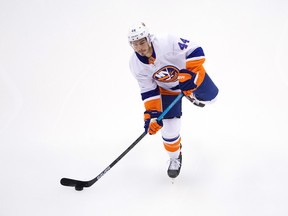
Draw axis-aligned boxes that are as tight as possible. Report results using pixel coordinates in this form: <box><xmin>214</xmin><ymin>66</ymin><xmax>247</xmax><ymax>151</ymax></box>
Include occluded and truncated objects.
<box><xmin>170</xmin><ymin>177</ymin><xmax>176</xmax><ymax>184</ymax></box>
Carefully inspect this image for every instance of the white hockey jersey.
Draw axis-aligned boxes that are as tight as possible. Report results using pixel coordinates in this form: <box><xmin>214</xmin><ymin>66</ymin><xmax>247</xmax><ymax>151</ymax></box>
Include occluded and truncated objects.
<box><xmin>129</xmin><ymin>34</ymin><xmax>206</xmax><ymax>111</ymax></box>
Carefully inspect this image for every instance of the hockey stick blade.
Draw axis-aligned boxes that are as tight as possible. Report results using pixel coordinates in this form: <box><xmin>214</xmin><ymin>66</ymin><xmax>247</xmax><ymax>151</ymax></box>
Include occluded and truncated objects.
<box><xmin>60</xmin><ymin>178</ymin><xmax>89</xmax><ymax>191</ymax></box>
<box><xmin>60</xmin><ymin>178</ymin><xmax>88</xmax><ymax>187</ymax></box>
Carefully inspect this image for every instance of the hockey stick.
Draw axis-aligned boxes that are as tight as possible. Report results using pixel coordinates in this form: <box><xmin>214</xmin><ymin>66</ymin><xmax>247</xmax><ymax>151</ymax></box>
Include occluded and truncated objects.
<box><xmin>60</xmin><ymin>92</ymin><xmax>184</xmax><ymax>191</ymax></box>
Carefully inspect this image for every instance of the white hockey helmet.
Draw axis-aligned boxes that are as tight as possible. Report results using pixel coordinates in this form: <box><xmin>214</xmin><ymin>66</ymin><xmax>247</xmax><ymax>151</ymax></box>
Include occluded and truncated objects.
<box><xmin>128</xmin><ymin>22</ymin><xmax>151</xmax><ymax>43</ymax></box>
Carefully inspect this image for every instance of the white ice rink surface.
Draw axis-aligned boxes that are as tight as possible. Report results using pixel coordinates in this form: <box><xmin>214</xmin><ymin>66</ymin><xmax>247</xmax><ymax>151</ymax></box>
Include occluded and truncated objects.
<box><xmin>1</xmin><ymin>0</ymin><xmax>288</xmax><ymax>215</ymax></box>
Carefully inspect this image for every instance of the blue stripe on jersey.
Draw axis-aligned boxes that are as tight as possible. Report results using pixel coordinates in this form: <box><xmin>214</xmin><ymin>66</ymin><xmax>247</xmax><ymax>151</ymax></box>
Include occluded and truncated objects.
<box><xmin>141</xmin><ymin>86</ymin><xmax>160</xmax><ymax>101</ymax></box>
<box><xmin>171</xmin><ymin>85</ymin><xmax>180</xmax><ymax>90</ymax></box>
<box><xmin>187</xmin><ymin>47</ymin><xmax>205</xmax><ymax>59</ymax></box>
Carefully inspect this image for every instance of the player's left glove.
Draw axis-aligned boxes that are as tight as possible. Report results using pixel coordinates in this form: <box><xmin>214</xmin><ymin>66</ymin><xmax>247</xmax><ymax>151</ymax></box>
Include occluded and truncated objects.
<box><xmin>178</xmin><ymin>69</ymin><xmax>198</xmax><ymax>96</ymax></box>
<box><xmin>144</xmin><ymin>110</ymin><xmax>163</xmax><ymax>135</ymax></box>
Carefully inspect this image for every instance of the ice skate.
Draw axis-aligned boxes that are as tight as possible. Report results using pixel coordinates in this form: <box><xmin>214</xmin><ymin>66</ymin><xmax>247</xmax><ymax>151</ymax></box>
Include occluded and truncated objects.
<box><xmin>167</xmin><ymin>152</ymin><xmax>182</xmax><ymax>179</ymax></box>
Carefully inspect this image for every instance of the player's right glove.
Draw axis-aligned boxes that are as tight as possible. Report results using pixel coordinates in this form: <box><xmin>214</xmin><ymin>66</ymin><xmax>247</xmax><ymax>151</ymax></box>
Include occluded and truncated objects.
<box><xmin>178</xmin><ymin>69</ymin><xmax>198</xmax><ymax>96</ymax></box>
<box><xmin>144</xmin><ymin>110</ymin><xmax>163</xmax><ymax>135</ymax></box>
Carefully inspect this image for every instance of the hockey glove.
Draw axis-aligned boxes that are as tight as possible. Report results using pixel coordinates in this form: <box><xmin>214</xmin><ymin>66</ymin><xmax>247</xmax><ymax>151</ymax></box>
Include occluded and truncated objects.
<box><xmin>178</xmin><ymin>69</ymin><xmax>198</xmax><ymax>96</ymax></box>
<box><xmin>144</xmin><ymin>110</ymin><xmax>163</xmax><ymax>135</ymax></box>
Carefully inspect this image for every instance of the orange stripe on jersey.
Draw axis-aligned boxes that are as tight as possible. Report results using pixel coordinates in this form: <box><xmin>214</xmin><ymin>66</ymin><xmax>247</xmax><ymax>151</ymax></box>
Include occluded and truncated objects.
<box><xmin>144</xmin><ymin>97</ymin><xmax>162</xmax><ymax>112</ymax></box>
<box><xmin>163</xmin><ymin>137</ymin><xmax>181</xmax><ymax>152</ymax></box>
<box><xmin>159</xmin><ymin>87</ymin><xmax>181</xmax><ymax>96</ymax></box>
<box><xmin>186</xmin><ymin>58</ymin><xmax>206</xmax><ymax>86</ymax></box>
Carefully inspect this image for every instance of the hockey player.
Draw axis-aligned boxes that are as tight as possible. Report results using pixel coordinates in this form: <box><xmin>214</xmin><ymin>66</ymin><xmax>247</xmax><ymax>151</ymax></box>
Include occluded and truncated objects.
<box><xmin>128</xmin><ymin>22</ymin><xmax>218</xmax><ymax>178</ymax></box>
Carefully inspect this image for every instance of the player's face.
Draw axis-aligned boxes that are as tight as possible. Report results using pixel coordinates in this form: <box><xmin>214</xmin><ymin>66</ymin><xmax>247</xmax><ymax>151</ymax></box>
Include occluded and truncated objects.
<box><xmin>131</xmin><ymin>38</ymin><xmax>151</xmax><ymax>57</ymax></box>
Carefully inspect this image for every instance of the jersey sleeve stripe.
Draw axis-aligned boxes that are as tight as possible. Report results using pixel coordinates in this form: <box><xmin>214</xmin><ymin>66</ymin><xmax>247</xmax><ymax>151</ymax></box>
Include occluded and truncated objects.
<box><xmin>144</xmin><ymin>97</ymin><xmax>162</xmax><ymax>111</ymax></box>
<box><xmin>159</xmin><ymin>87</ymin><xmax>181</xmax><ymax>95</ymax></box>
<box><xmin>143</xmin><ymin>95</ymin><xmax>161</xmax><ymax>103</ymax></box>
<box><xmin>141</xmin><ymin>86</ymin><xmax>160</xmax><ymax>101</ymax></box>
<box><xmin>186</xmin><ymin>56</ymin><xmax>205</xmax><ymax>62</ymax></box>
<box><xmin>141</xmin><ymin>87</ymin><xmax>162</xmax><ymax>111</ymax></box>
<box><xmin>186</xmin><ymin>47</ymin><xmax>205</xmax><ymax>59</ymax></box>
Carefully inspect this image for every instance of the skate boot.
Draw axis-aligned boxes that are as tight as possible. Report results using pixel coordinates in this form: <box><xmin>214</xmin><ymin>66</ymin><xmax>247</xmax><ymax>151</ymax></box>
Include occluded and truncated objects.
<box><xmin>167</xmin><ymin>152</ymin><xmax>182</xmax><ymax>178</ymax></box>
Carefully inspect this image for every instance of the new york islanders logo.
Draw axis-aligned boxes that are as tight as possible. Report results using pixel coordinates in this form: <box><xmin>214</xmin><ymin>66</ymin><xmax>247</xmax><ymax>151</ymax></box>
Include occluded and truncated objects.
<box><xmin>153</xmin><ymin>65</ymin><xmax>179</xmax><ymax>82</ymax></box>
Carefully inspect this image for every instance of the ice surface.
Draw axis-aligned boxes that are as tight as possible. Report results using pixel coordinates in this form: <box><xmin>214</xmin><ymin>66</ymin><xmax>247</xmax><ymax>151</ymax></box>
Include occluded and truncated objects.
<box><xmin>1</xmin><ymin>0</ymin><xmax>288</xmax><ymax>216</ymax></box>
